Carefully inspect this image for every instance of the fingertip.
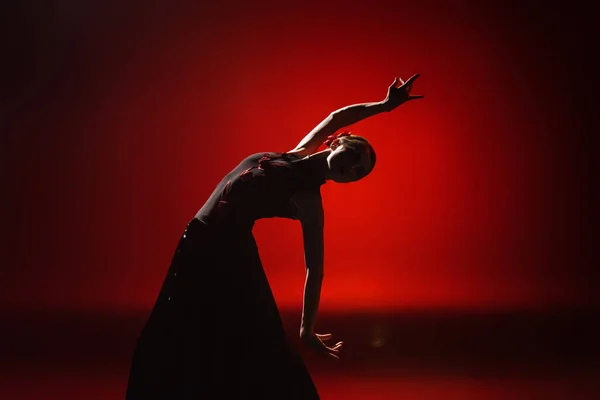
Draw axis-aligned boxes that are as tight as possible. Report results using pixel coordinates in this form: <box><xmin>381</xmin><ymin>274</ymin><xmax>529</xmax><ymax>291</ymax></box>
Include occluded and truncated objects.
<box><xmin>408</xmin><ymin>73</ymin><xmax>420</xmax><ymax>83</ymax></box>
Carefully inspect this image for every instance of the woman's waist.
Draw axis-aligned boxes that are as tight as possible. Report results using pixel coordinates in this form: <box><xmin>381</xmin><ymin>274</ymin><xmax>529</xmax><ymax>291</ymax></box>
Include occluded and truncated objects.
<box><xmin>192</xmin><ymin>213</ymin><xmax>254</xmax><ymax>233</ymax></box>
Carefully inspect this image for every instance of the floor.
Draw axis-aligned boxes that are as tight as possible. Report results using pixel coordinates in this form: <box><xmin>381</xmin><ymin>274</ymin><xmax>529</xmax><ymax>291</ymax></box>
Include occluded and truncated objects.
<box><xmin>1</xmin><ymin>309</ymin><xmax>598</xmax><ymax>399</ymax></box>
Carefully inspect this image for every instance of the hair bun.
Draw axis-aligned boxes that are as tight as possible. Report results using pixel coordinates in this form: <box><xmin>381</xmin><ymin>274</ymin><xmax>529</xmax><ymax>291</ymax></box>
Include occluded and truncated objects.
<box><xmin>323</xmin><ymin>131</ymin><xmax>352</xmax><ymax>148</ymax></box>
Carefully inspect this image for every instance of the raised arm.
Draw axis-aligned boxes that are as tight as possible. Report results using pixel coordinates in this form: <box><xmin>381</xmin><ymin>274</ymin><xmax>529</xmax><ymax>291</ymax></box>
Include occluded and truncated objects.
<box><xmin>291</xmin><ymin>190</ymin><xmax>341</xmax><ymax>359</ymax></box>
<box><xmin>289</xmin><ymin>74</ymin><xmax>423</xmax><ymax>156</ymax></box>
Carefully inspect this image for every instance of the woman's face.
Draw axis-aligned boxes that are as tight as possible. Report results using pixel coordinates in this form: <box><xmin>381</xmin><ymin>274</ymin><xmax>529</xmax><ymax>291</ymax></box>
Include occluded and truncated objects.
<box><xmin>326</xmin><ymin>139</ymin><xmax>372</xmax><ymax>183</ymax></box>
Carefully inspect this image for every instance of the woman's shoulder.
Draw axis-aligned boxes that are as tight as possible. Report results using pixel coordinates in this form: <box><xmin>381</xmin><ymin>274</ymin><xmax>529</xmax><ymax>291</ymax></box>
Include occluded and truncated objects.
<box><xmin>239</xmin><ymin>151</ymin><xmax>303</xmax><ymax>167</ymax></box>
<box><xmin>242</xmin><ymin>151</ymin><xmax>294</xmax><ymax>161</ymax></box>
<box><xmin>240</xmin><ymin>151</ymin><xmax>325</xmax><ymax>187</ymax></box>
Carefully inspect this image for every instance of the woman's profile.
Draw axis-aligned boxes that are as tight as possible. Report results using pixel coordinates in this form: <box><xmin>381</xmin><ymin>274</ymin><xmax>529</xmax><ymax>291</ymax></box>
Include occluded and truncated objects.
<box><xmin>126</xmin><ymin>74</ymin><xmax>423</xmax><ymax>399</ymax></box>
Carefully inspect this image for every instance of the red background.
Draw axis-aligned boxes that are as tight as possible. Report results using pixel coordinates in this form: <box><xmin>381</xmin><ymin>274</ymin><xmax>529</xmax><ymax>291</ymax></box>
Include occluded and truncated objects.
<box><xmin>3</xmin><ymin>1</ymin><xmax>596</xmax><ymax>313</ymax></box>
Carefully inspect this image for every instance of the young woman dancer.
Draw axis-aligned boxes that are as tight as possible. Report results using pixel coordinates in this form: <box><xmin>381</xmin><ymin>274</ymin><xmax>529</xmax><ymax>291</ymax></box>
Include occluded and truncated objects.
<box><xmin>126</xmin><ymin>74</ymin><xmax>423</xmax><ymax>399</ymax></box>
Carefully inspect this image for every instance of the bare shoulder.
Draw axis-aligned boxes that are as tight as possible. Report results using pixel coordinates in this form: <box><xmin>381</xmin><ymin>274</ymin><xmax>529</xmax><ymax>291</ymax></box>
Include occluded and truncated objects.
<box><xmin>290</xmin><ymin>189</ymin><xmax>324</xmax><ymax>224</ymax></box>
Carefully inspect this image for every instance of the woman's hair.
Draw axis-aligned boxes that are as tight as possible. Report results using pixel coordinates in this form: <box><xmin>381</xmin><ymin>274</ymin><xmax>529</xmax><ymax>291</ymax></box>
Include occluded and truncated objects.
<box><xmin>334</xmin><ymin>134</ymin><xmax>377</xmax><ymax>178</ymax></box>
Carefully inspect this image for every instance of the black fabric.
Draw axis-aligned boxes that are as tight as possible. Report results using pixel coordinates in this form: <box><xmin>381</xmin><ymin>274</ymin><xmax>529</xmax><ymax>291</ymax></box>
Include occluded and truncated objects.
<box><xmin>196</xmin><ymin>152</ymin><xmax>325</xmax><ymax>228</ymax></box>
<box><xmin>126</xmin><ymin>152</ymin><xmax>324</xmax><ymax>399</ymax></box>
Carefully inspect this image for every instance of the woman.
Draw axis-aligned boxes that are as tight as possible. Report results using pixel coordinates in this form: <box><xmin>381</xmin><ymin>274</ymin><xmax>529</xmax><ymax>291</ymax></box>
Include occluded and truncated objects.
<box><xmin>126</xmin><ymin>75</ymin><xmax>423</xmax><ymax>399</ymax></box>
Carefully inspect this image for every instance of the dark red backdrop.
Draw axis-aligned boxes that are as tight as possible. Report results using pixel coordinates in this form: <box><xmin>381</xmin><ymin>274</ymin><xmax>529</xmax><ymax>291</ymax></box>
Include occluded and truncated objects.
<box><xmin>3</xmin><ymin>1</ymin><xmax>596</xmax><ymax>312</ymax></box>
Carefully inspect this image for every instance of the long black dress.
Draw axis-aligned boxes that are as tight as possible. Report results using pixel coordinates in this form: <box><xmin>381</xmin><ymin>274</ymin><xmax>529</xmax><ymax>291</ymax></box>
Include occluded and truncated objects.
<box><xmin>126</xmin><ymin>152</ymin><xmax>326</xmax><ymax>399</ymax></box>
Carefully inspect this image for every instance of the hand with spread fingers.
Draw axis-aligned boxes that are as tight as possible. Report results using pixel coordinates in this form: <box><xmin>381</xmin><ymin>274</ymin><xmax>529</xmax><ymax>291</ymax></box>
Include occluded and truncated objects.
<box><xmin>384</xmin><ymin>73</ymin><xmax>424</xmax><ymax>111</ymax></box>
<box><xmin>301</xmin><ymin>332</ymin><xmax>343</xmax><ymax>360</ymax></box>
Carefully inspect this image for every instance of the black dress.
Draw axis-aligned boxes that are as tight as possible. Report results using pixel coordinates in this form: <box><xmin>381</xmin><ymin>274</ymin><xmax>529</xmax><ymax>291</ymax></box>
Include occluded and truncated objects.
<box><xmin>126</xmin><ymin>152</ymin><xmax>326</xmax><ymax>399</ymax></box>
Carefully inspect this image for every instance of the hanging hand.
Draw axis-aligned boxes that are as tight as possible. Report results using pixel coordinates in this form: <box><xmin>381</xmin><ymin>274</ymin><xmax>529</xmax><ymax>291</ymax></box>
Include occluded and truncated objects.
<box><xmin>301</xmin><ymin>332</ymin><xmax>343</xmax><ymax>360</ymax></box>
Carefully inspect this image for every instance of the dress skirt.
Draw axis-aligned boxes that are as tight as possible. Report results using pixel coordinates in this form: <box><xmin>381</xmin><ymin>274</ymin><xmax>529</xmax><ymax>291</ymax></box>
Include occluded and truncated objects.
<box><xmin>126</xmin><ymin>218</ymin><xmax>319</xmax><ymax>399</ymax></box>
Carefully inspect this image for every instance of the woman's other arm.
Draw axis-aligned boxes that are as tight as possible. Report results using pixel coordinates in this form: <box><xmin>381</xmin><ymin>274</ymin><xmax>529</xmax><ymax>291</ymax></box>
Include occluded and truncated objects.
<box><xmin>291</xmin><ymin>190</ymin><xmax>342</xmax><ymax>359</ymax></box>
<box><xmin>289</xmin><ymin>74</ymin><xmax>423</xmax><ymax>156</ymax></box>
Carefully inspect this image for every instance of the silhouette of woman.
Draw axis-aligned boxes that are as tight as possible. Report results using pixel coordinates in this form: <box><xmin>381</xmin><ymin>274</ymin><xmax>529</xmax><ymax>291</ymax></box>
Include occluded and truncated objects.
<box><xmin>126</xmin><ymin>75</ymin><xmax>423</xmax><ymax>399</ymax></box>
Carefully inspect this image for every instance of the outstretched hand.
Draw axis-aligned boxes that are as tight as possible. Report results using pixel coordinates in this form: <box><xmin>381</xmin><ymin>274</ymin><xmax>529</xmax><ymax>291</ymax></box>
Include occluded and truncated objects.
<box><xmin>301</xmin><ymin>332</ymin><xmax>343</xmax><ymax>360</ymax></box>
<box><xmin>385</xmin><ymin>74</ymin><xmax>424</xmax><ymax>110</ymax></box>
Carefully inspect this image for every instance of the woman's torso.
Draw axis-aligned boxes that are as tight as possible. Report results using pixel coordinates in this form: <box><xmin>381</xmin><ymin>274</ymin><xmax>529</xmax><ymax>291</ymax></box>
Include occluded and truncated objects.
<box><xmin>195</xmin><ymin>152</ymin><xmax>324</xmax><ymax>229</ymax></box>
